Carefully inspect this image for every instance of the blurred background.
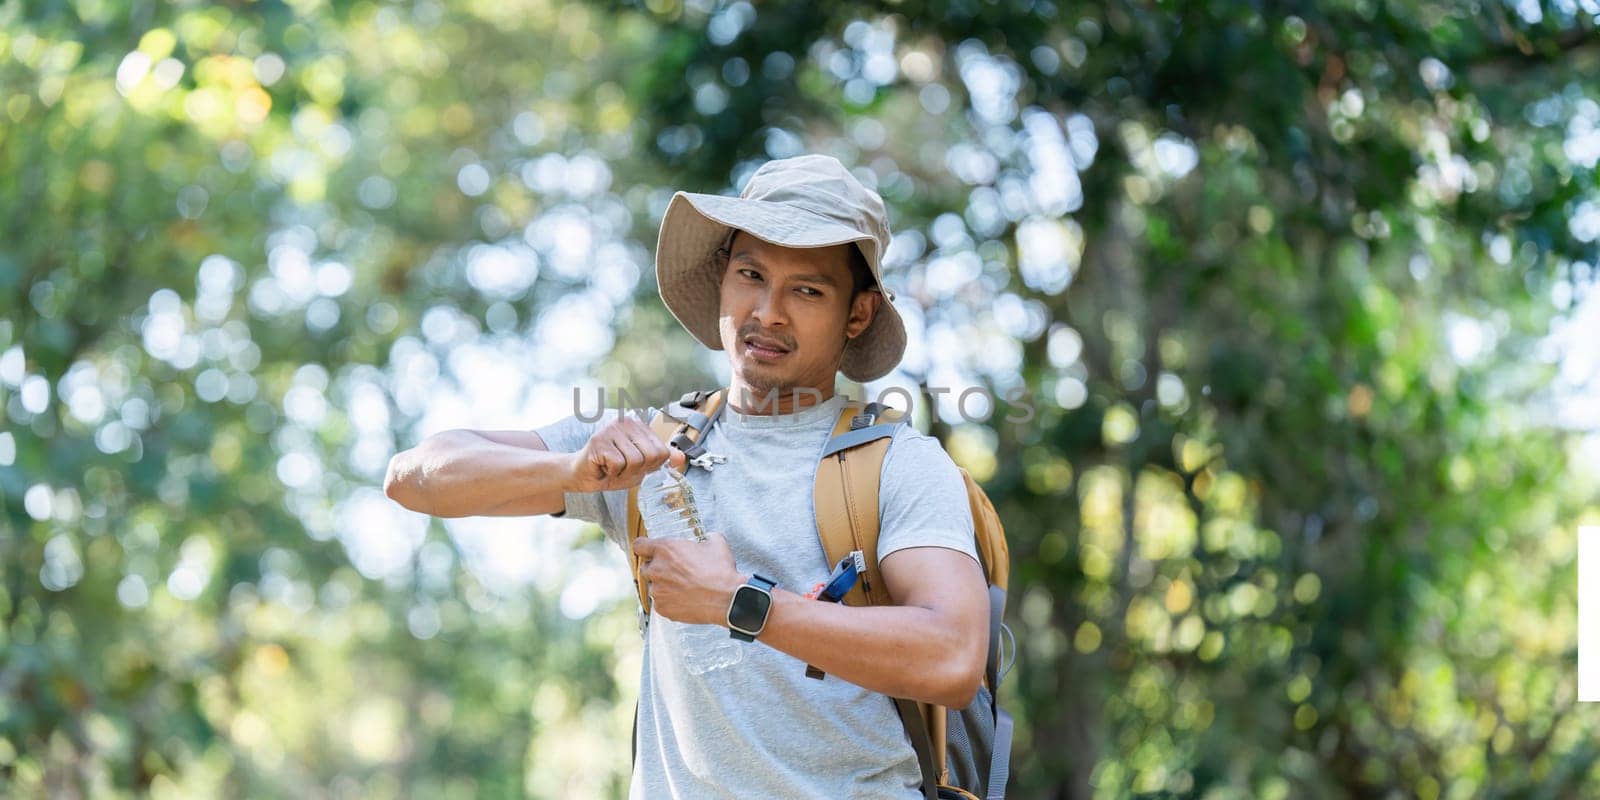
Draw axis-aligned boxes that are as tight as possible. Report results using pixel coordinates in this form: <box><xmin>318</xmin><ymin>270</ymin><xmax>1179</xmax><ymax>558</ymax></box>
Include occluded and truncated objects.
<box><xmin>4</xmin><ymin>0</ymin><xmax>1600</xmax><ymax>797</ymax></box>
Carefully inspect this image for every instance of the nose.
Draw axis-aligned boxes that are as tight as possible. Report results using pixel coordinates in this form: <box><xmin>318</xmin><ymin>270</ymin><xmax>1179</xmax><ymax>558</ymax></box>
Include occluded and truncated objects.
<box><xmin>750</xmin><ymin>284</ymin><xmax>790</xmax><ymax>329</ymax></box>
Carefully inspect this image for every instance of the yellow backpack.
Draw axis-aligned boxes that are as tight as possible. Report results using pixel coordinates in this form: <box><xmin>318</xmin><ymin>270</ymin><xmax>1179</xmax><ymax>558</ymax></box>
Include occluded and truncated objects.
<box><xmin>625</xmin><ymin>388</ymin><xmax>1014</xmax><ymax>800</ymax></box>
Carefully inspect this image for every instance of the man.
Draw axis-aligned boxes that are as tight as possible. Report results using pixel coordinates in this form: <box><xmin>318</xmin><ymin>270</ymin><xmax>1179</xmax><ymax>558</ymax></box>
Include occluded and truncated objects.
<box><xmin>384</xmin><ymin>154</ymin><xmax>989</xmax><ymax>798</ymax></box>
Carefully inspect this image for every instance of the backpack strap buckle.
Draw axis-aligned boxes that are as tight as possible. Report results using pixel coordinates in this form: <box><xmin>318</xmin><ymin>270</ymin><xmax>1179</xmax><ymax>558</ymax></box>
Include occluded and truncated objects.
<box><xmin>850</xmin><ymin>399</ymin><xmax>890</xmax><ymax>431</ymax></box>
<box><xmin>669</xmin><ymin>388</ymin><xmax>728</xmax><ymax>463</ymax></box>
<box><xmin>678</xmin><ymin>389</ymin><xmax>713</xmax><ymax>409</ymax></box>
<box><xmin>687</xmin><ymin>452</ymin><xmax>728</xmax><ymax>471</ymax></box>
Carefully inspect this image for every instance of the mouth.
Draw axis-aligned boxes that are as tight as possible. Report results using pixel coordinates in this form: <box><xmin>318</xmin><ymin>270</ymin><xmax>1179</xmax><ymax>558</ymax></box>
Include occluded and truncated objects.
<box><xmin>743</xmin><ymin>336</ymin><xmax>791</xmax><ymax>362</ymax></box>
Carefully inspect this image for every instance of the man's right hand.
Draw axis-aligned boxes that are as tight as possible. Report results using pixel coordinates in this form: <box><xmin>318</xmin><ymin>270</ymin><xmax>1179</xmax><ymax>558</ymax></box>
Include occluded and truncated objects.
<box><xmin>565</xmin><ymin>414</ymin><xmax>688</xmax><ymax>493</ymax></box>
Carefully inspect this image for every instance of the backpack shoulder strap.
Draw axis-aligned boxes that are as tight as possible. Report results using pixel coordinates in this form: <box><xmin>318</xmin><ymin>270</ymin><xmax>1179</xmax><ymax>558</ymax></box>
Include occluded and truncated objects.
<box><xmin>625</xmin><ymin>388</ymin><xmax>726</xmax><ymax>623</ymax></box>
<box><xmin>626</xmin><ymin>388</ymin><xmax>723</xmax><ymax>773</ymax></box>
<box><xmin>812</xmin><ymin>398</ymin><xmax>903</xmax><ymax>605</ymax></box>
<box><xmin>812</xmin><ymin>400</ymin><xmax>944</xmax><ymax>799</ymax></box>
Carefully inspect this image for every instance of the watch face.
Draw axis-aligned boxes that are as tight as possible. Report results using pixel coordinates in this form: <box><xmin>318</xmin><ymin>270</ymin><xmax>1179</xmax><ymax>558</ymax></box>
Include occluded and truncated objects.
<box><xmin>729</xmin><ymin>584</ymin><xmax>773</xmax><ymax>634</ymax></box>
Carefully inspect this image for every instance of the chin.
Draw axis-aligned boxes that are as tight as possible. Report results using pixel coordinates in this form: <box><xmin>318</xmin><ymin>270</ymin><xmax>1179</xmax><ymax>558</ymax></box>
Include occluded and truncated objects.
<box><xmin>735</xmin><ymin>362</ymin><xmax>783</xmax><ymax>384</ymax></box>
<box><xmin>735</xmin><ymin>364</ymin><xmax>798</xmax><ymax>393</ymax></box>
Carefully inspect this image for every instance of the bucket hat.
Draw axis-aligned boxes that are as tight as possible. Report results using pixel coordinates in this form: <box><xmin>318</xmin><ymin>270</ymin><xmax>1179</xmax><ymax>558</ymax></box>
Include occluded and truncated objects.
<box><xmin>654</xmin><ymin>154</ymin><xmax>905</xmax><ymax>382</ymax></box>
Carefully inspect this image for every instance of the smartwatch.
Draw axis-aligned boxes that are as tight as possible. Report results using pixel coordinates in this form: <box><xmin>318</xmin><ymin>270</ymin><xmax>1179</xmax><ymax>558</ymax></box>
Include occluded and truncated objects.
<box><xmin>727</xmin><ymin>574</ymin><xmax>777</xmax><ymax>641</ymax></box>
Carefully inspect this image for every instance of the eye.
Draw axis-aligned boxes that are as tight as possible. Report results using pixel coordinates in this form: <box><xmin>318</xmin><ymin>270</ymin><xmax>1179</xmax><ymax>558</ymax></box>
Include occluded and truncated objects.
<box><xmin>796</xmin><ymin>286</ymin><xmax>822</xmax><ymax>297</ymax></box>
<box><xmin>738</xmin><ymin>268</ymin><xmax>762</xmax><ymax>281</ymax></box>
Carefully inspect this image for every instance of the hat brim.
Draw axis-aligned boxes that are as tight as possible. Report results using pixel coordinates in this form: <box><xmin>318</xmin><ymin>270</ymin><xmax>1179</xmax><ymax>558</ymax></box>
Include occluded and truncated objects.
<box><xmin>654</xmin><ymin>191</ymin><xmax>907</xmax><ymax>383</ymax></box>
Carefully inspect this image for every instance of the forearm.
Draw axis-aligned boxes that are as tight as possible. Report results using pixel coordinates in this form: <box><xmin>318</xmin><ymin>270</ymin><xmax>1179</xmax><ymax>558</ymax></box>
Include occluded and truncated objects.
<box><xmin>384</xmin><ymin>431</ymin><xmax>575</xmax><ymax>517</ymax></box>
<box><xmin>753</xmin><ymin>587</ymin><xmax>982</xmax><ymax>708</ymax></box>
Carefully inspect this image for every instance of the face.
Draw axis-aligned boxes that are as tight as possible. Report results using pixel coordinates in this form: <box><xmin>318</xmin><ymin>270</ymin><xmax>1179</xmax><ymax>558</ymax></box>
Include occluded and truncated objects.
<box><xmin>717</xmin><ymin>231</ymin><xmax>879</xmax><ymax>404</ymax></box>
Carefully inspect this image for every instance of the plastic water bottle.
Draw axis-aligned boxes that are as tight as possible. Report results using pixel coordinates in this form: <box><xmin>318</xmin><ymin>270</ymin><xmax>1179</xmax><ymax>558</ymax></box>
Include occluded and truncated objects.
<box><xmin>637</xmin><ymin>462</ymin><xmax>743</xmax><ymax>675</ymax></box>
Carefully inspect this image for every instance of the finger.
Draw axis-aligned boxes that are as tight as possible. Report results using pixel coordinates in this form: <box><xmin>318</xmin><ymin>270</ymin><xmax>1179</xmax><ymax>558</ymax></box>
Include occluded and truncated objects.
<box><xmin>585</xmin><ymin>446</ymin><xmax>617</xmax><ymax>481</ymax></box>
<box><xmin>635</xmin><ymin>433</ymin><xmax>668</xmax><ymax>469</ymax></box>
<box><xmin>628</xmin><ymin>427</ymin><xmax>670</xmax><ymax>470</ymax></box>
<box><xmin>616</xmin><ymin>435</ymin><xmax>650</xmax><ymax>483</ymax></box>
<box><xmin>586</xmin><ymin>429</ymin><xmax>624</xmax><ymax>474</ymax></box>
<box><xmin>618</xmin><ymin>418</ymin><xmax>655</xmax><ymax>450</ymax></box>
<box><xmin>624</xmin><ymin>420</ymin><xmax>681</xmax><ymax>471</ymax></box>
<box><xmin>599</xmin><ymin>439</ymin><xmax>630</xmax><ymax>481</ymax></box>
<box><xmin>631</xmin><ymin>536</ymin><xmax>658</xmax><ymax>557</ymax></box>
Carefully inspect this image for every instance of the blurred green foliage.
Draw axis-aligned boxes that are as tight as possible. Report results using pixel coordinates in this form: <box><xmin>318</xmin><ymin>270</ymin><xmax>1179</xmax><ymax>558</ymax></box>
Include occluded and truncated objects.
<box><xmin>3</xmin><ymin>0</ymin><xmax>1600</xmax><ymax>797</ymax></box>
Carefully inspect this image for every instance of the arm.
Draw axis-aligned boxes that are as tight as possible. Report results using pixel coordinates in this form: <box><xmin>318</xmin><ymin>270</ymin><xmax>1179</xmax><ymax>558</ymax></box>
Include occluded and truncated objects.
<box><xmin>383</xmin><ymin>429</ymin><xmax>575</xmax><ymax>518</ymax></box>
<box><xmin>634</xmin><ymin>535</ymin><xmax>989</xmax><ymax>708</ymax></box>
<box><xmin>759</xmin><ymin>546</ymin><xmax>989</xmax><ymax>708</ymax></box>
<box><xmin>384</xmin><ymin>416</ymin><xmax>687</xmax><ymax>518</ymax></box>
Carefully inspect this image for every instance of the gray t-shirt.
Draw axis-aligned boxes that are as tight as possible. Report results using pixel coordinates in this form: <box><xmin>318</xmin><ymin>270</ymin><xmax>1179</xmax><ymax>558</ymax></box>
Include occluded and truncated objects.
<box><xmin>533</xmin><ymin>392</ymin><xmax>979</xmax><ymax>799</ymax></box>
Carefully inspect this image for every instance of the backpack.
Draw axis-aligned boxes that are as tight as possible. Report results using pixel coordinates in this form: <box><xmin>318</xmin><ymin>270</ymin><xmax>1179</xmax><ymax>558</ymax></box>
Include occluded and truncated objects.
<box><xmin>624</xmin><ymin>388</ymin><xmax>1015</xmax><ymax>800</ymax></box>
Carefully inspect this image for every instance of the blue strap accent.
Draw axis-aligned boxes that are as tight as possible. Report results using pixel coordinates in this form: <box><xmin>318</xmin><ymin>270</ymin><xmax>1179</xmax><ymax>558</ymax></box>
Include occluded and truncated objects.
<box><xmin>818</xmin><ymin>555</ymin><xmax>861</xmax><ymax>602</ymax></box>
<box><xmin>819</xmin><ymin>422</ymin><xmax>901</xmax><ymax>458</ymax></box>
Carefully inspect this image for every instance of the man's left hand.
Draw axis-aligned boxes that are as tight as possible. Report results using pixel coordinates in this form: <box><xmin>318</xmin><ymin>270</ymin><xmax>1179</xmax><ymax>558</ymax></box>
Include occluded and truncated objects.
<box><xmin>632</xmin><ymin>532</ymin><xmax>744</xmax><ymax>626</ymax></box>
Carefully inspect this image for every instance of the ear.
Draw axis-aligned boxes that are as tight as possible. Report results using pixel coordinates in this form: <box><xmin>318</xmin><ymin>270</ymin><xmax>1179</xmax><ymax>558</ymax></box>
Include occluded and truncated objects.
<box><xmin>844</xmin><ymin>290</ymin><xmax>880</xmax><ymax>340</ymax></box>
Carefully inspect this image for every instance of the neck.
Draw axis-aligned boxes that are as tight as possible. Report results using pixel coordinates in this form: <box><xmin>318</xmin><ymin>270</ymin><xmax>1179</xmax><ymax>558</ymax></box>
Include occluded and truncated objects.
<box><xmin>725</xmin><ymin>378</ymin><xmax>834</xmax><ymax>416</ymax></box>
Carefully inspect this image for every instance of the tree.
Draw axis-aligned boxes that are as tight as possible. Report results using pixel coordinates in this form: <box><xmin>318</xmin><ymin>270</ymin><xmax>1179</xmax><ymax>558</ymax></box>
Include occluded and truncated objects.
<box><xmin>2</xmin><ymin>0</ymin><xmax>1597</xmax><ymax>796</ymax></box>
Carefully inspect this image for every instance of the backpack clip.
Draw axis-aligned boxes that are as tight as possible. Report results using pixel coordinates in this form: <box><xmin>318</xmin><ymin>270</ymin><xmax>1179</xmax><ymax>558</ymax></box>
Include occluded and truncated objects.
<box><xmin>851</xmin><ymin>401</ymin><xmax>889</xmax><ymax>431</ymax></box>
<box><xmin>669</xmin><ymin>432</ymin><xmax>698</xmax><ymax>455</ymax></box>
<box><xmin>678</xmin><ymin>389</ymin><xmax>713</xmax><ymax>409</ymax></box>
<box><xmin>669</xmin><ymin>389</ymin><xmax>727</xmax><ymax>464</ymax></box>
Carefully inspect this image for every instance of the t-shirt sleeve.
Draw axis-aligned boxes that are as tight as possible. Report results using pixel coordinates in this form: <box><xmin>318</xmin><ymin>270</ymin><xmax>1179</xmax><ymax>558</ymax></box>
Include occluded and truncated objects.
<box><xmin>531</xmin><ymin>405</ymin><xmax>662</xmax><ymax>550</ymax></box>
<box><xmin>876</xmin><ymin>426</ymin><xmax>980</xmax><ymax>566</ymax></box>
